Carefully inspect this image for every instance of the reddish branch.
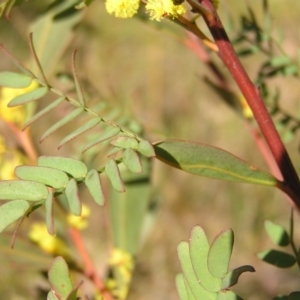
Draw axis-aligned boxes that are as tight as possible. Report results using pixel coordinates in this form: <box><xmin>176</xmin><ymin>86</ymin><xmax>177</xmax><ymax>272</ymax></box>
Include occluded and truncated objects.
<box><xmin>198</xmin><ymin>0</ymin><xmax>300</xmax><ymax>207</ymax></box>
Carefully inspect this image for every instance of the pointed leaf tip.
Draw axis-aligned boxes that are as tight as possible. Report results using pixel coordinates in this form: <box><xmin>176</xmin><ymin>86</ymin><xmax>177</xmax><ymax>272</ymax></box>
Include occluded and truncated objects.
<box><xmin>265</xmin><ymin>220</ymin><xmax>290</xmax><ymax>246</ymax></box>
<box><xmin>154</xmin><ymin>140</ymin><xmax>278</xmax><ymax>186</ymax></box>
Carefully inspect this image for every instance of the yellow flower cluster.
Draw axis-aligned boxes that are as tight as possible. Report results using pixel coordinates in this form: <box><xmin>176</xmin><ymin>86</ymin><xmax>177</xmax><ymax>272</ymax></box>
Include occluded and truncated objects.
<box><xmin>105</xmin><ymin>0</ymin><xmax>186</xmax><ymax>21</ymax></box>
<box><xmin>67</xmin><ymin>204</ymin><xmax>91</xmax><ymax>230</ymax></box>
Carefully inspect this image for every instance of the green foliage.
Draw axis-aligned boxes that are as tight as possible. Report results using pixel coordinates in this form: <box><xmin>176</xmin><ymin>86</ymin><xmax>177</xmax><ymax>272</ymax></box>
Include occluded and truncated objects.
<box><xmin>154</xmin><ymin>140</ymin><xmax>279</xmax><ymax>186</ymax></box>
<box><xmin>177</xmin><ymin>226</ymin><xmax>254</xmax><ymax>300</ymax></box>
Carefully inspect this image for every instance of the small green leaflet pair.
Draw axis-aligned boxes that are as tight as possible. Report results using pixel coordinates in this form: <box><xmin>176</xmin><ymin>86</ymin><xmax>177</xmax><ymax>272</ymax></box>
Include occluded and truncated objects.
<box><xmin>176</xmin><ymin>226</ymin><xmax>255</xmax><ymax>300</ymax></box>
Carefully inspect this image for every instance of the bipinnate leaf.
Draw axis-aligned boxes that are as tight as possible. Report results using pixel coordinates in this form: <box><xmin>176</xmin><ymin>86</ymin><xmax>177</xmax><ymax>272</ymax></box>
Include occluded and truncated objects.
<box><xmin>82</xmin><ymin>127</ymin><xmax>120</xmax><ymax>153</ymax></box>
<box><xmin>177</xmin><ymin>242</ymin><xmax>217</xmax><ymax>300</ymax></box>
<box><xmin>216</xmin><ymin>290</ymin><xmax>243</xmax><ymax>300</ymax></box>
<box><xmin>105</xmin><ymin>159</ymin><xmax>125</xmax><ymax>192</ymax></box>
<box><xmin>289</xmin><ymin>292</ymin><xmax>300</xmax><ymax>299</ymax></box>
<box><xmin>0</xmin><ymin>200</ymin><xmax>29</xmax><ymax>233</ymax></box>
<box><xmin>15</xmin><ymin>166</ymin><xmax>69</xmax><ymax>189</ymax></box>
<box><xmin>38</xmin><ymin>156</ymin><xmax>87</xmax><ymax>179</ymax></box>
<box><xmin>176</xmin><ymin>274</ymin><xmax>192</xmax><ymax>300</ymax></box>
<box><xmin>138</xmin><ymin>140</ymin><xmax>155</xmax><ymax>157</ymax></box>
<box><xmin>208</xmin><ymin>229</ymin><xmax>234</xmax><ymax>278</ymax></box>
<box><xmin>84</xmin><ymin>169</ymin><xmax>105</xmax><ymax>205</ymax></box>
<box><xmin>45</xmin><ymin>190</ymin><xmax>55</xmax><ymax>235</ymax></box>
<box><xmin>0</xmin><ymin>180</ymin><xmax>48</xmax><ymax>201</ymax></box>
<box><xmin>48</xmin><ymin>256</ymin><xmax>73</xmax><ymax>299</ymax></box>
<box><xmin>40</xmin><ymin>107</ymin><xmax>84</xmax><ymax>142</ymax></box>
<box><xmin>0</xmin><ymin>72</ymin><xmax>33</xmax><ymax>88</ymax></box>
<box><xmin>23</xmin><ymin>97</ymin><xmax>65</xmax><ymax>130</ymax></box>
<box><xmin>111</xmin><ymin>136</ymin><xmax>139</xmax><ymax>149</ymax></box>
<box><xmin>221</xmin><ymin>265</ymin><xmax>255</xmax><ymax>289</ymax></box>
<box><xmin>58</xmin><ymin>117</ymin><xmax>101</xmax><ymax>149</ymax></box>
<box><xmin>8</xmin><ymin>86</ymin><xmax>48</xmax><ymax>107</ymax></box>
<box><xmin>154</xmin><ymin>140</ymin><xmax>278</xmax><ymax>186</ymax></box>
<box><xmin>189</xmin><ymin>226</ymin><xmax>222</xmax><ymax>292</ymax></box>
<box><xmin>264</xmin><ymin>220</ymin><xmax>290</xmax><ymax>246</ymax></box>
<box><xmin>65</xmin><ymin>179</ymin><xmax>81</xmax><ymax>216</ymax></box>
<box><xmin>122</xmin><ymin>148</ymin><xmax>142</xmax><ymax>173</ymax></box>
<box><xmin>258</xmin><ymin>249</ymin><xmax>296</xmax><ymax>268</ymax></box>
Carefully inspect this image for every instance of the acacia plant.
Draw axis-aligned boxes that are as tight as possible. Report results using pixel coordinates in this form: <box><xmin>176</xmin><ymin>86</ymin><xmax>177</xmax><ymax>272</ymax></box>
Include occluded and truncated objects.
<box><xmin>0</xmin><ymin>0</ymin><xmax>300</xmax><ymax>299</ymax></box>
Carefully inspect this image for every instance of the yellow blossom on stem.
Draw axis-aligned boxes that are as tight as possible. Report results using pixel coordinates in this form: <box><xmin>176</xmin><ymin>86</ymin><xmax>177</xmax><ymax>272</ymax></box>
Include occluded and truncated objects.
<box><xmin>105</xmin><ymin>0</ymin><xmax>140</xmax><ymax>18</ymax></box>
<box><xmin>67</xmin><ymin>204</ymin><xmax>90</xmax><ymax>230</ymax></box>
<box><xmin>146</xmin><ymin>0</ymin><xmax>186</xmax><ymax>21</ymax></box>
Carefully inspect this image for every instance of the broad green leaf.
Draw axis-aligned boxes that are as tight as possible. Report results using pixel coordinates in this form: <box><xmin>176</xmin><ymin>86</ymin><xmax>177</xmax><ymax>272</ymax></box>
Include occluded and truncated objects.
<box><xmin>84</xmin><ymin>169</ymin><xmax>105</xmax><ymax>205</ymax></box>
<box><xmin>82</xmin><ymin>127</ymin><xmax>120</xmax><ymax>153</ymax></box>
<box><xmin>38</xmin><ymin>156</ymin><xmax>87</xmax><ymax>179</ymax></box>
<box><xmin>30</xmin><ymin>0</ymin><xmax>84</xmax><ymax>76</ymax></box>
<box><xmin>208</xmin><ymin>229</ymin><xmax>234</xmax><ymax>278</ymax></box>
<box><xmin>0</xmin><ymin>200</ymin><xmax>29</xmax><ymax>233</ymax></box>
<box><xmin>45</xmin><ymin>190</ymin><xmax>55</xmax><ymax>235</ymax></box>
<box><xmin>183</xmin><ymin>275</ymin><xmax>197</xmax><ymax>300</ymax></box>
<box><xmin>189</xmin><ymin>226</ymin><xmax>222</xmax><ymax>292</ymax></box>
<box><xmin>258</xmin><ymin>249</ymin><xmax>296</xmax><ymax>268</ymax></box>
<box><xmin>122</xmin><ymin>148</ymin><xmax>143</xmax><ymax>173</ymax></box>
<box><xmin>0</xmin><ymin>180</ymin><xmax>48</xmax><ymax>201</ymax></box>
<box><xmin>154</xmin><ymin>140</ymin><xmax>278</xmax><ymax>186</ymax></box>
<box><xmin>0</xmin><ymin>72</ymin><xmax>32</xmax><ymax>88</ymax></box>
<box><xmin>138</xmin><ymin>140</ymin><xmax>156</xmax><ymax>157</ymax></box>
<box><xmin>8</xmin><ymin>86</ymin><xmax>48</xmax><ymax>107</ymax></box>
<box><xmin>40</xmin><ymin>107</ymin><xmax>84</xmax><ymax>142</ymax></box>
<box><xmin>289</xmin><ymin>292</ymin><xmax>300</xmax><ymax>300</ymax></box>
<box><xmin>109</xmin><ymin>157</ymin><xmax>152</xmax><ymax>255</ymax></box>
<box><xmin>111</xmin><ymin>136</ymin><xmax>139</xmax><ymax>149</ymax></box>
<box><xmin>65</xmin><ymin>179</ymin><xmax>81</xmax><ymax>216</ymax></box>
<box><xmin>221</xmin><ymin>265</ymin><xmax>255</xmax><ymax>289</ymax></box>
<box><xmin>178</xmin><ymin>242</ymin><xmax>217</xmax><ymax>300</ymax></box>
<box><xmin>264</xmin><ymin>220</ymin><xmax>290</xmax><ymax>246</ymax></box>
<box><xmin>15</xmin><ymin>166</ymin><xmax>69</xmax><ymax>189</ymax></box>
<box><xmin>48</xmin><ymin>256</ymin><xmax>73</xmax><ymax>299</ymax></box>
<box><xmin>23</xmin><ymin>97</ymin><xmax>65</xmax><ymax>130</ymax></box>
<box><xmin>58</xmin><ymin>117</ymin><xmax>101</xmax><ymax>149</ymax></box>
<box><xmin>216</xmin><ymin>290</ymin><xmax>243</xmax><ymax>300</ymax></box>
<box><xmin>176</xmin><ymin>274</ymin><xmax>191</xmax><ymax>300</ymax></box>
<box><xmin>105</xmin><ymin>159</ymin><xmax>125</xmax><ymax>193</ymax></box>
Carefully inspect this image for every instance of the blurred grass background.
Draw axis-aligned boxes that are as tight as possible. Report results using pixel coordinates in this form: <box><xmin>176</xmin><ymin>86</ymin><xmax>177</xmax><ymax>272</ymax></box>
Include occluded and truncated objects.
<box><xmin>1</xmin><ymin>0</ymin><xmax>300</xmax><ymax>299</ymax></box>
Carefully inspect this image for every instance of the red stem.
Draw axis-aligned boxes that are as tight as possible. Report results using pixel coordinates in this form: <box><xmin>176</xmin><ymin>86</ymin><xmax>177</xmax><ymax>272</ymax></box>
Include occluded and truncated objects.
<box><xmin>199</xmin><ymin>0</ymin><xmax>300</xmax><ymax>207</ymax></box>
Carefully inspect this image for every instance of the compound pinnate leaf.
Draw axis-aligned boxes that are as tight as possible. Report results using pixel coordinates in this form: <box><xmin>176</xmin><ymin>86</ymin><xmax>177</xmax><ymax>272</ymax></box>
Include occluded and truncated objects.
<box><xmin>0</xmin><ymin>180</ymin><xmax>48</xmax><ymax>201</ymax></box>
<box><xmin>15</xmin><ymin>166</ymin><xmax>69</xmax><ymax>189</ymax></box>
<box><xmin>111</xmin><ymin>136</ymin><xmax>139</xmax><ymax>149</ymax></box>
<box><xmin>82</xmin><ymin>127</ymin><xmax>120</xmax><ymax>153</ymax></box>
<box><xmin>58</xmin><ymin>117</ymin><xmax>101</xmax><ymax>149</ymax></box>
<box><xmin>84</xmin><ymin>169</ymin><xmax>105</xmax><ymax>205</ymax></box>
<box><xmin>208</xmin><ymin>229</ymin><xmax>234</xmax><ymax>278</ymax></box>
<box><xmin>38</xmin><ymin>156</ymin><xmax>87</xmax><ymax>179</ymax></box>
<box><xmin>154</xmin><ymin>140</ymin><xmax>278</xmax><ymax>186</ymax></box>
<box><xmin>178</xmin><ymin>242</ymin><xmax>217</xmax><ymax>300</ymax></box>
<box><xmin>45</xmin><ymin>190</ymin><xmax>55</xmax><ymax>235</ymax></box>
<box><xmin>138</xmin><ymin>140</ymin><xmax>155</xmax><ymax>157</ymax></box>
<box><xmin>216</xmin><ymin>290</ymin><xmax>243</xmax><ymax>300</ymax></box>
<box><xmin>23</xmin><ymin>97</ymin><xmax>65</xmax><ymax>130</ymax></box>
<box><xmin>8</xmin><ymin>86</ymin><xmax>48</xmax><ymax>107</ymax></box>
<box><xmin>0</xmin><ymin>72</ymin><xmax>32</xmax><ymax>88</ymax></box>
<box><xmin>65</xmin><ymin>179</ymin><xmax>81</xmax><ymax>216</ymax></box>
<box><xmin>189</xmin><ymin>226</ymin><xmax>222</xmax><ymax>292</ymax></box>
<box><xmin>122</xmin><ymin>148</ymin><xmax>142</xmax><ymax>173</ymax></box>
<box><xmin>48</xmin><ymin>256</ymin><xmax>73</xmax><ymax>299</ymax></box>
<box><xmin>221</xmin><ymin>265</ymin><xmax>255</xmax><ymax>290</ymax></box>
<box><xmin>40</xmin><ymin>107</ymin><xmax>84</xmax><ymax>142</ymax></box>
<box><xmin>0</xmin><ymin>200</ymin><xmax>29</xmax><ymax>233</ymax></box>
<box><xmin>105</xmin><ymin>159</ymin><xmax>125</xmax><ymax>192</ymax></box>
<box><xmin>265</xmin><ymin>220</ymin><xmax>290</xmax><ymax>246</ymax></box>
<box><xmin>176</xmin><ymin>274</ymin><xmax>192</xmax><ymax>300</ymax></box>
<box><xmin>258</xmin><ymin>249</ymin><xmax>296</xmax><ymax>268</ymax></box>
